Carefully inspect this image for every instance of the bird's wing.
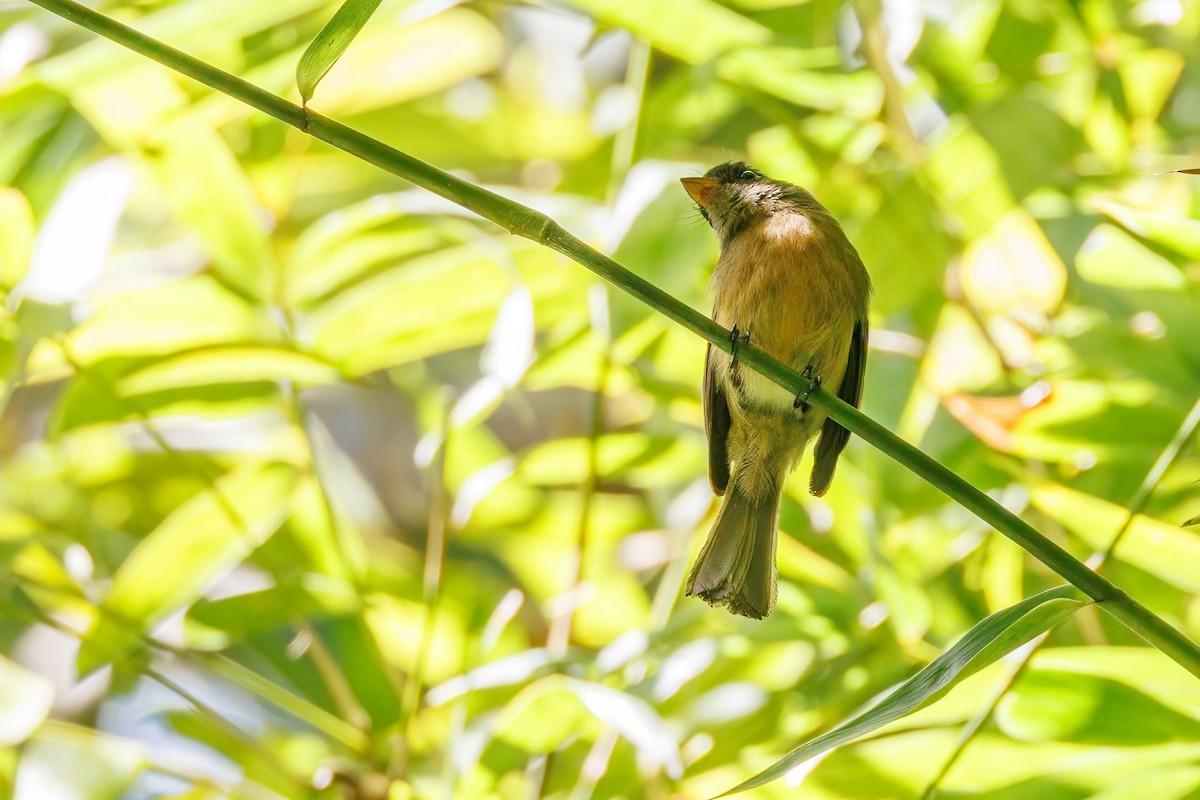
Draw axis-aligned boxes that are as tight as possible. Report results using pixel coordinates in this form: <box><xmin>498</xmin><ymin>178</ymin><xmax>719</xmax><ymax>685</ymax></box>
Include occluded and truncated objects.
<box><xmin>810</xmin><ymin>318</ymin><xmax>868</xmax><ymax>496</ymax></box>
<box><xmin>704</xmin><ymin>342</ymin><xmax>731</xmax><ymax>495</ymax></box>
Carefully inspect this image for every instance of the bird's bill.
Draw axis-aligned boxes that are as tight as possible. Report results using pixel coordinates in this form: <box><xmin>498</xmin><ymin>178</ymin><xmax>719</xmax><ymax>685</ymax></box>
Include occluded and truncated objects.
<box><xmin>680</xmin><ymin>177</ymin><xmax>720</xmax><ymax>206</ymax></box>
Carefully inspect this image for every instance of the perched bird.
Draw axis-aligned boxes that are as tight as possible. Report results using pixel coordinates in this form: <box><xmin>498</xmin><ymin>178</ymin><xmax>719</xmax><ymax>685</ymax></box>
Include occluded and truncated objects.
<box><xmin>680</xmin><ymin>162</ymin><xmax>871</xmax><ymax>619</ymax></box>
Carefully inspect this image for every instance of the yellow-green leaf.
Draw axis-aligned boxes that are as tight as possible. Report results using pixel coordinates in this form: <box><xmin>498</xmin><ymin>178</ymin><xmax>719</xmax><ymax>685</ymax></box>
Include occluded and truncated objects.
<box><xmin>105</xmin><ymin>462</ymin><xmax>298</xmax><ymax>626</ymax></box>
<box><xmin>0</xmin><ymin>656</ymin><xmax>54</xmax><ymax>745</ymax></box>
<box><xmin>724</xmin><ymin>586</ymin><xmax>1088</xmax><ymax>795</ymax></box>
<box><xmin>0</xmin><ymin>187</ymin><xmax>35</xmax><ymax>292</ymax></box>
<box><xmin>117</xmin><ymin>346</ymin><xmax>343</xmax><ymax>395</ymax></box>
<box><xmin>296</xmin><ymin>0</ymin><xmax>384</xmax><ymax>104</ymax></box>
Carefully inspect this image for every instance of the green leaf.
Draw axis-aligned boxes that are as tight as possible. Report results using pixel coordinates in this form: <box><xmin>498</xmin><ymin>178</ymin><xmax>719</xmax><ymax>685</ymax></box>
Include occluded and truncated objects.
<box><xmin>116</xmin><ymin>346</ymin><xmax>344</xmax><ymax>395</ymax></box>
<box><xmin>20</xmin><ymin>722</ymin><xmax>146</xmax><ymax>800</ymax></box>
<box><xmin>68</xmin><ymin>276</ymin><xmax>267</xmax><ymax>365</ymax></box>
<box><xmin>0</xmin><ymin>656</ymin><xmax>54</xmax><ymax>745</ymax></box>
<box><xmin>1030</xmin><ymin>484</ymin><xmax>1200</xmax><ymax>593</ymax></box>
<box><xmin>104</xmin><ymin>462</ymin><xmax>297</xmax><ymax>626</ymax></box>
<box><xmin>81</xmin><ymin>462</ymin><xmax>297</xmax><ymax>671</ymax></box>
<box><xmin>558</xmin><ymin>0</ymin><xmax>768</xmax><ymax>64</ymax></box>
<box><xmin>1093</xmin><ymin>199</ymin><xmax>1200</xmax><ymax>264</ymax></box>
<box><xmin>723</xmin><ymin>586</ymin><xmax>1088</xmax><ymax>795</ymax></box>
<box><xmin>142</xmin><ymin>128</ymin><xmax>278</xmax><ymax>299</ymax></box>
<box><xmin>718</xmin><ymin>49</ymin><xmax>883</xmax><ymax>118</ymax></box>
<box><xmin>998</xmin><ymin>668</ymin><xmax>1199</xmax><ymax>745</ymax></box>
<box><xmin>205</xmin><ymin>655</ymin><xmax>370</xmax><ymax>752</ymax></box>
<box><xmin>296</xmin><ymin>0</ymin><xmax>384</xmax><ymax>104</ymax></box>
<box><xmin>308</xmin><ymin>241</ymin><xmax>583</xmax><ymax>375</ymax></box>
<box><xmin>0</xmin><ymin>187</ymin><xmax>34</xmax><ymax>292</ymax></box>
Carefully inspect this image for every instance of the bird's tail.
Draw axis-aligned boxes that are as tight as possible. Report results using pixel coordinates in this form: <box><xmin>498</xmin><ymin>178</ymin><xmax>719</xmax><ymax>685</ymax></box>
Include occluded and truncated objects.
<box><xmin>685</xmin><ymin>480</ymin><xmax>781</xmax><ymax>619</ymax></box>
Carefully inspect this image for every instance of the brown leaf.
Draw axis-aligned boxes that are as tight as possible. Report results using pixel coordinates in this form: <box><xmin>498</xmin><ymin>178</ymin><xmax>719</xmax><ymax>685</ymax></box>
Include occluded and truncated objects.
<box><xmin>942</xmin><ymin>383</ymin><xmax>1054</xmax><ymax>452</ymax></box>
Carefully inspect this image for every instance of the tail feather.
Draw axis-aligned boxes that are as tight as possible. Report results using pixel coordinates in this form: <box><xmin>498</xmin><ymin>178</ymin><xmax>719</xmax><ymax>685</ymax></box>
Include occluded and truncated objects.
<box><xmin>686</xmin><ymin>482</ymin><xmax>781</xmax><ymax>619</ymax></box>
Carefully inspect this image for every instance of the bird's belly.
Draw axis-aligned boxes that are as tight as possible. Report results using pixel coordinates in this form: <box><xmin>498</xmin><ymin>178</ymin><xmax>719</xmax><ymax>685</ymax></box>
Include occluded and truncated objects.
<box><xmin>713</xmin><ymin>296</ymin><xmax>852</xmax><ymax>417</ymax></box>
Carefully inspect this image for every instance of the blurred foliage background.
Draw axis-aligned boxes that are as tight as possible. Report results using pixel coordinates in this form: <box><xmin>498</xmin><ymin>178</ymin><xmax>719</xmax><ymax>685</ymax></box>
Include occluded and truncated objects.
<box><xmin>1</xmin><ymin>0</ymin><xmax>1200</xmax><ymax>797</ymax></box>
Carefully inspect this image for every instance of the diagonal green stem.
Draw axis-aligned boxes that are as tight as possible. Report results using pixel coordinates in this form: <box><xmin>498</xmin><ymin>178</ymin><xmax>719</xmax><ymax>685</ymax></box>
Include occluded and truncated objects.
<box><xmin>23</xmin><ymin>0</ymin><xmax>1200</xmax><ymax>679</ymax></box>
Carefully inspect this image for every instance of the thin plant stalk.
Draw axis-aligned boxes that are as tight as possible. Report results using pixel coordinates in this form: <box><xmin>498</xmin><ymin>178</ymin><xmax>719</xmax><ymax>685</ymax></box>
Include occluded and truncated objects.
<box><xmin>23</xmin><ymin>0</ymin><xmax>1200</xmax><ymax>679</ymax></box>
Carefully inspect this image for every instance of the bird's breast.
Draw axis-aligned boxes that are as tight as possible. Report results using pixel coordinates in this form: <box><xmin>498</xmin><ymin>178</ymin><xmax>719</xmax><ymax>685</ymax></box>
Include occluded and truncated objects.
<box><xmin>709</xmin><ymin>213</ymin><xmax>864</xmax><ymax>414</ymax></box>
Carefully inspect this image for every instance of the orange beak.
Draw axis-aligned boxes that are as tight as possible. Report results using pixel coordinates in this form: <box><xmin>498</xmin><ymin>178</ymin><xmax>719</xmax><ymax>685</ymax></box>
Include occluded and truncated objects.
<box><xmin>680</xmin><ymin>177</ymin><xmax>720</xmax><ymax>207</ymax></box>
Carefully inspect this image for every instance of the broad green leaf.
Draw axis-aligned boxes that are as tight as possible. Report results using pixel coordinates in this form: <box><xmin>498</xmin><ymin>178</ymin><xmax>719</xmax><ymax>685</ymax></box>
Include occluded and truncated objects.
<box><xmin>190</xmin><ymin>574</ymin><xmax>361</xmax><ymax>634</ymax></box>
<box><xmin>116</xmin><ymin>346</ymin><xmax>343</xmax><ymax>395</ymax></box>
<box><xmin>142</xmin><ymin>127</ymin><xmax>277</xmax><ymax>299</ymax></box>
<box><xmin>0</xmin><ymin>656</ymin><xmax>54</xmax><ymax>745</ymax></box>
<box><xmin>104</xmin><ymin>462</ymin><xmax>298</xmax><ymax>627</ymax></box>
<box><xmin>518</xmin><ymin>433</ymin><xmax>703</xmax><ymax>489</ymax></box>
<box><xmin>307</xmin><ymin>241</ymin><xmax>583</xmax><ymax>375</ymax></box>
<box><xmin>365</xmin><ymin>594</ymin><xmax>467</xmax><ymax>685</ymax></box>
<box><xmin>998</xmin><ymin>668</ymin><xmax>1199</xmax><ymax>745</ymax></box>
<box><xmin>68</xmin><ymin>276</ymin><xmax>266</xmax><ymax>364</ymax></box>
<box><xmin>724</xmin><ymin>586</ymin><xmax>1088</xmax><ymax>795</ymax></box>
<box><xmin>558</xmin><ymin>0</ymin><xmax>768</xmax><ymax>64</ymax></box>
<box><xmin>1031</xmin><ymin>484</ymin><xmax>1200</xmax><ymax>592</ymax></box>
<box><xmin>33</xmin><ymin>0</ymin><xmax>328</xmax><ymax>89</ymax></box>
<box><xmin>493</xmin><ymin>676</ymin><xmax>681</xmax><ymax>774</ymax></box>
<box><xmin>1093</xmin><ymin>199</ymin><xmax>1200</xmax><ymax>263</ymax></box>
<box><xmin>18</xmin><ymin>722</ymin><xmax>146</xmax><ymax>800</ymax></box>
<box><xmin>958</xmin><ymin>210</ymin><xmax>1066</xmax><ymax>316</ymax></box>
<box><xmin>0</xmin><ymin>187</ymin><xmax>34</xmax><ymax>292</ymax></box>
<box><xmin>302</xmin><ymin>9</ymin><xmax>504</xmax><ymax>115</ymax></box>
<box><xmin>924</xmin><ymin>119</ymin><xmax>1016</xmax><ymax>240</ymax></box>
<box><xmin>718</xmin><ymin>50</ymin><xmax>883</xmax><ymax>118</ymax></box>
<box><xmin>494</xmin><ymin>676</ymin><xmax>596</xmax><ymax>752</ymax></box>
<box><xmin>296</xmin><ymin>0</ymin><xmax>384</xmax><ymax>104</ymax></box>
<box><xmin>1083</xmin><ymin>766</ymin><xmax>1200</xmax><ymax>800</ymax></box>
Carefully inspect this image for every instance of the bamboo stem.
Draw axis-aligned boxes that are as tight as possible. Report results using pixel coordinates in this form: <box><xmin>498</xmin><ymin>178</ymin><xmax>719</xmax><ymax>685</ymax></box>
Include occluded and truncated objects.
<box><xmin>24</xmin><ymin>0</ymin><xmax>1200</xmax><ymax>679</ymax></box>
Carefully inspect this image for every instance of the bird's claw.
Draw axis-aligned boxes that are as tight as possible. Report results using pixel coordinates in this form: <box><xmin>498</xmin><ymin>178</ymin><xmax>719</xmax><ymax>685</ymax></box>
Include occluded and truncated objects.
<box><xmin>793</xmin><ymin>364</ymin><xmax>821</xmax><ymax>411</ymax></box>
<box><xmin>729</xmin><ymin>324</ymin><xmax>751</xmax><ymax>366</ymax></box>
<box><xmin>729</xmin><ymin>325</ymin><xmax>751</xmax><ymax>389</ymax></box>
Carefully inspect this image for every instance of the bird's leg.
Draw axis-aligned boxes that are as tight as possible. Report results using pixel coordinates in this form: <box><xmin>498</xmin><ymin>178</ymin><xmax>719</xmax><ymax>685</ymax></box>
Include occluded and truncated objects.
<box><xmin>729</xmin><ymin>324</ymin><xmax>751</xmax><ymax>388</ymax></box>
<box><xmin>793</xmin><ymin>364</ymin><xmax>821</xmax><ymax>412</ymax></box>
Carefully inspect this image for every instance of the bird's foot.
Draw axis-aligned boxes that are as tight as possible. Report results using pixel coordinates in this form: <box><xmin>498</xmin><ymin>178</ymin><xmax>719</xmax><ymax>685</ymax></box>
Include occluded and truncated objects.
<box><xmin>729</xmin><ymin>324</ymin><xmax>751</xmax><ymax>387</ymax></box>
<box><xmin>793</xmin><ymin>364</ymin><xmax>821</xmax><ymax>412</ymax></box>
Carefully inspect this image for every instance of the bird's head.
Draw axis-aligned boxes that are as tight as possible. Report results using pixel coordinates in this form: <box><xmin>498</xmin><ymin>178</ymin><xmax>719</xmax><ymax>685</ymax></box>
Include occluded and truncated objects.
<box><xmin>681</xmin><ymin>162</ymin><xmax>814</xmax><ymax>246</ymax></box>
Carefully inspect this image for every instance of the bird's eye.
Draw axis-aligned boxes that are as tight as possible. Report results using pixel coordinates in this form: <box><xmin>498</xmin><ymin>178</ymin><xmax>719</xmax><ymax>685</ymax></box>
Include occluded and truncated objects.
<box><xmin>741</xmin><ymin>169</ymin><xmax>759</xmax><ymax>180</ymax></box>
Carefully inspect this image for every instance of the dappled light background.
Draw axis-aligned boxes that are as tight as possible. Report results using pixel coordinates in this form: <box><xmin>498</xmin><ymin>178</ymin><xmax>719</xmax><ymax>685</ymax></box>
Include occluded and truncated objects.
<box><xmin>1</xmin><ymin>0</ymin><xmax>1199</xmax><ymax>798</ymax></box>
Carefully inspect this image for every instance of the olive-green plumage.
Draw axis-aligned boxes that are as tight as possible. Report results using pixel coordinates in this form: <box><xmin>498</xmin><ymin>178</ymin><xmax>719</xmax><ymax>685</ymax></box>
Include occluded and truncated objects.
<box><xmin>681</xmin><ymin>162</ymin><xmax>871</xmax><ymax>619</ymax></box>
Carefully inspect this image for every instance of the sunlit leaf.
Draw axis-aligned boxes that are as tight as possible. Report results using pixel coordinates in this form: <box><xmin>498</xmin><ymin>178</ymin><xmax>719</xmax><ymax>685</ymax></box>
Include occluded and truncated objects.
<box><xmin>1030</xmin><ymin>484</ymin><xmax>1200</xmax><ymax>592</ymax></box>
<box><xmin>104</xmin><ymin>462</ymin><xmax>298</xmax><ymax>627</ymax></box>
<box><xmin>724</xmin><ymin>586</ymin><xmax>1088</xmax><ymax>794</ymax></box>
<box><xmin>117</xmin><ymin>346</ymin><xmax>343</xmax><ymax>395</ymax></box>
<box><xmin>558</xmin><ymin>0</ymin><xmax>767</xmax><ymax>64</ymax></box>
<box><xmin>0</xmin><ymin>187</ymin><xmax>34</xmax><ymax>292</ymax></box>
<box><xmin>307</xmin><ymin>241</ymin><xmax>582</xmax><ymax>375</ymax></box>
<box><xmin>1093</xmin><ymin>199</ymin><xmax>1200</xmax><ymax>264</ymax></box>
<box><xmin>718</xmin><ymin>49</ymin><xmax>883</xmax><ymax>118</ymax></box>
<box><xmin>16</xmin><ymin>722</ymin><xmax>145</xmax><ymax>800</ymax></box>
<box><xmin>206</xmin><ymin>655</ymin><xmax>370</xmax><ymax>751</ymax></box>
<box><xmin>0</xmin><ymin>656</ymin><xmax>54</xmax><ymax>746</ymax></box>
<box><xmin>308</xmin><ymin>9</ymin><xmax>504</xmax><ymax>115</ymax></box>
<box><xmin>959</xmin><ymin>211</ymin><xmax>1066</xmax><ymax>316</ymax></box>
<box><xmin>68</xmin><ymin>276</ymin><xmax>267</xmax><ymax>364</ymax></box>
<box><xmin>296</xmin><ymin>0</ymin><xmax>384</xmax><ymax>105</ymax></box>
<box><xmin>142</xmin><ymin>127</ymin><xmax>277</xmax><ymax>298</ymax></box>
<box><xmin>998</xmin><ymin>668</ymin><xmax>1199</xmax><ymax>745</ymax></box>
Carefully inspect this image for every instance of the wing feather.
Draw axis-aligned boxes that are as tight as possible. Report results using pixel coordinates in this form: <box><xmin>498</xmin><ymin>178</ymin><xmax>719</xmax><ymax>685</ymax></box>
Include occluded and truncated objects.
<box><xmin>810</xmin><ymin>319</ymin><xmax>867</xmax><ymax>496</ymax></box>
<box><xmin>704</xmin><ymin>343</ymin><xmax>732</xmax><ymax>495</ymax></box>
